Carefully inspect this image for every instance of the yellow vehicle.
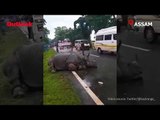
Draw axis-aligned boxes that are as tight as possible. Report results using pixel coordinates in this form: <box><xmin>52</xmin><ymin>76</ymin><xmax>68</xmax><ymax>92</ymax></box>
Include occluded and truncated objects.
<box><xmin>94</xmin><ymin>26</ymin><xmax>117</xmax><ymax>54</ymax></box>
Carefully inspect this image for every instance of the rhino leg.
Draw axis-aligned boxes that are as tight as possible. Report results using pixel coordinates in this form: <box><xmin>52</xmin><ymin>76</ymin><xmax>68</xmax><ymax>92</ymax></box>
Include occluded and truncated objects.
<box><xmin>12</xmin><ymin>86</ymin><xmax>25</xmax><ymax>98</ymax></box>
<box><xmin>3</xmin><ymin>56</ymin><xmax>27</xmax><ymax>98</ymax></box>
<box><xmin>67</xmin><ymin>63</ymin><xmax>77</xmax><ymax>71</ymax></box>
<box><xmin>8</xmin><ymin>76</ymin><xmax>27</xmax><ymax>98</ymax></box>
<box><xmin>48</xmin><ymin>58</ymin><xmax>56</xmax><ymax>73</ymax></box>
<box><xmin>10</xmin><ymin>76</ymin><xmax>27</xmax><ymax>98</ymax></box>
<box><xmin>78</xmin><ymin>65</ymin><xmax>86</xmax><ymax>70</ymax></box>
<box><xmin>51</xmin><ymin>67</ymin><xmax>56</xmax><ymax>73</ymax></box>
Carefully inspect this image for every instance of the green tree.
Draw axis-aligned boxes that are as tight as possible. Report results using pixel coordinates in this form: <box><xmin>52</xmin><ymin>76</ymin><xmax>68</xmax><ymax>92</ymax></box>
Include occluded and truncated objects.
<box><xmin>44</xmin><ymin>27</ymin><xmax>50</xmax><ymax>35</ymax></box>
<box><xmin>54</xmin><ymin>26</ymin><xmax>83</xmax><ymax>44</ymax></box>
<box><xmin>54</xmin><ymin>26</ymin><xmax>68</xmax><ymax>40</ymax></box>
<box><xmin>73</xmin><ymin>15</ymin><xmax>117</xmax><ymax>40</ymax></box>
<box><xmin>74</xmin><ymin>16</ymin><xmax>91</xmax><ymax>40</ymax></box>
<box><xmin>85</xmin><ymin>15</ymin><xmax>117</xmax><ymax>32</ymax></box>
<box><xmin>67</xmin><ymin>29</ymin><xmax>83</xmax><ymax>44</ymax></box>
<box><xmin>43</xmin><ymin>27</ymin><xmax>50</xmax><ymax>44</ymax></box>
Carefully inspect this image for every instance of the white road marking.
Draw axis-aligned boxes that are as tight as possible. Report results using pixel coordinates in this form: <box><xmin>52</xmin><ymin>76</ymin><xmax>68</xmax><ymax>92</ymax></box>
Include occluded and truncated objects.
<box><xmin>90</xmin><ymin>54</ymin><xmax>100</xmax><ymax>57</ymax></box>
<box><xmin>72</xmin><ymin>71</ymin><xmax>104</xmax><ymax>105</ymax></box>
<box><xmin>122</xmin><ymin>44</ymin><xmax>151</xmax><ymax>52</ymax></box>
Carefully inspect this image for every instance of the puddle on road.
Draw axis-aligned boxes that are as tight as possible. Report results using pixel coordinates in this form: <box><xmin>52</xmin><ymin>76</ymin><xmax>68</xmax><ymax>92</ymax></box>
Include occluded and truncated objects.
<box><xmin>76</xmin><ymin>68</ymin><xmax>108</xmax><ymax>90</ymax></box>
<box><xmin>75</xmin><ymin>53</ymin><xmax>116</xmax><ymax>104</ymax></box>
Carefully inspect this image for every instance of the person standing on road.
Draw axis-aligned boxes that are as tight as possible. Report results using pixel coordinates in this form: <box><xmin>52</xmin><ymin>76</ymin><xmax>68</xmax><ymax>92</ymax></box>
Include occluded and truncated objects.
<box><xmin>117</xmin><ymin>39</ymin><xmax>122</xmax><ymax>53</ymax></box>
<box><xmin>56</xmin><ymin>41</ymin><xmax>59</xmax><ymax>53</ymax></box>
<box><xmin>71</xmin><ymin>42</ymin><xmax>74</xmax><ymax>52</ymax></box>
<box><xmin>81</xmin><ymin>41</ymin><xmax>85</xmax><ymax>56</ymax></box>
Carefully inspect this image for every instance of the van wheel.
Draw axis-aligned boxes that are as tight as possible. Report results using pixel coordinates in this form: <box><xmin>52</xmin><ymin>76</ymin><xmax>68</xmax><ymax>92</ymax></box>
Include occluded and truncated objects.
<box><xmin>97</xmin><ymin>48</ymin><xmax>103</xmax><ymax>54</ymax></box>
<box><xmin>144</xmin><ymin>27</ymin><xmax>157</xmax><ymax>43</ymax></box>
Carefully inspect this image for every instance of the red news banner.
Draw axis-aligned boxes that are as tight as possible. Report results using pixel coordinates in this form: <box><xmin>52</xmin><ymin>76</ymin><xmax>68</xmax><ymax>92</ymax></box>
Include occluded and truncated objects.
<box><xmin>6</xmin><ymin>22</ymin><xmax>32</xmax><ymax>27</ymax></box>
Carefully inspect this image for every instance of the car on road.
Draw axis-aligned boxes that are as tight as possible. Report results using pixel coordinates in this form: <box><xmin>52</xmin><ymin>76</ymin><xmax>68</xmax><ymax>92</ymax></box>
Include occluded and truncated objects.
<box><xmin>50</xmin><ymin>41</ymin><xmax>57</xmax><ymax>48</ymax></box>
<box><xmin>74</xmin><ymin>39</ymin><xmax>90</xmax><ymax>50</ymax></box>
<box><xmin>94</xmin><ymin>26</ymin><xmax>117</xmax><ymax>54</ymax></box>
<box><xmin>58</xmin><ymin>41</ymin><xmax>72</xmax><ymax>53</ymax></box>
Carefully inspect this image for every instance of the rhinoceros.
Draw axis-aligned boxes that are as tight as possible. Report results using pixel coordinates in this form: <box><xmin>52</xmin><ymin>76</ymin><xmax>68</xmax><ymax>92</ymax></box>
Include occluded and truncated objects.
<box><xmin>48</xmin><ymin>52</ymin><xmax>97</xmax><ymax>72</ymax></box>
<box><xmin>117</xmin><ymin>39</ymin><xmax>143</xmax><ymax>81</ymax></box>
<box><xmin>117</xmin><ymin>55</ymin><xmax>143</xmax><ymax>81</ymax></box>
<box><xmin>2</xmin><ymin>43</ymin><xmax>43</xmax><ymax>98</ymax></box>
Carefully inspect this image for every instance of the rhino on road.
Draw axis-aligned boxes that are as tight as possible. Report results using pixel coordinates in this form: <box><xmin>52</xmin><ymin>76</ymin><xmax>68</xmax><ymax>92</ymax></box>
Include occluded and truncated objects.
<box><xmin>117</xmin><ymin>39</ymin><xmax>143</xmax><ymax>81</ymax></box>
<box><xmin>48</xmin><ymin>52</ymin><xmax>97</xmax><ymax>72</ymax></box>
<box><xmin>2</xmin><ymin>43</ymin><xmax>43</xmax><ymax>98</ymax></box>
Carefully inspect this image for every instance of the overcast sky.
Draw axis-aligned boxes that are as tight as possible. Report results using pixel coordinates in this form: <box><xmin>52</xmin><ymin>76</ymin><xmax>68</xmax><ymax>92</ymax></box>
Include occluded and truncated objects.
<box><xmin>44</xmin><ymin>15</ymin><xmax>82</xmax><ymax>39</ymax></box>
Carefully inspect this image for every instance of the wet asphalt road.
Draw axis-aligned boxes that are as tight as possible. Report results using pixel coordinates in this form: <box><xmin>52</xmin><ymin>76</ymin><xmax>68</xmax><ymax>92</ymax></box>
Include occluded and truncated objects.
<box><xmin>76</xmin><ymin>50</ymin><xmax>116</xmax><ymax>105</ymax></box>
<box><xmin>118</xmin><ymin>29</ymin><xmax>160</xmax><ymax>105</ymax></box>
<box><xmin>55</xmin><ymin>47</ymin><xmax>117</xmax><ymax>105</ymax></box>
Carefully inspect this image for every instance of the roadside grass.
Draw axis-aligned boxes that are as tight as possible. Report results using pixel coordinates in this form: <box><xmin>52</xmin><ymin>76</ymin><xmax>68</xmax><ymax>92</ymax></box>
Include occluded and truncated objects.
<box><xmin>43</xmin><ymin>49</ymin><xmax>81</xmax><ymax>105</ymax></box>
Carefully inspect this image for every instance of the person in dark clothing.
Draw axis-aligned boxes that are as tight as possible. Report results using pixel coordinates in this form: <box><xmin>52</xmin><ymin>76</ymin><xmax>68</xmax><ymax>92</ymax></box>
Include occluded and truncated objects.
<box><xmin>81</xmin><ymin>41</ymin><xmax>85</xmax><ymax>56</ymax></box>
<box><xmin>56</xmin><ymin>42</ymin><xmax>59</xmax><ymax>53</ymax></box>
<box><xmin>117</xmin><ymin>39</ymin><xmax>122</xmax><ymax>62</ymax></box>
<box><xmin>117</xmin><ymin>39</ymin><xmax>122</xmax><ymax>53</ymax></box>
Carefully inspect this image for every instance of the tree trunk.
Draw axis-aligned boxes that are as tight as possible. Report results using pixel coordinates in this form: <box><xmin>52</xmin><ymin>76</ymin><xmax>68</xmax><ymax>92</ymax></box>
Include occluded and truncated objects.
<box><xmin>121</xmin><ymin>15</ymin><xmax>128</xmax><ymax>26</ymax></box>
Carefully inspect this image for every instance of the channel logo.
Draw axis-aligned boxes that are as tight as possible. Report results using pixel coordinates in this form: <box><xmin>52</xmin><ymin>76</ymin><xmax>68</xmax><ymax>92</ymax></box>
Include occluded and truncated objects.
<box><xmin>128</xmin><ymin>19</ymin><xmax>152</xmax><ymax>27</ymax></box>
<box><xmin>6</xmin><ymin>22</ymin><xmax>32</xmax><ymax>27</ymax></box>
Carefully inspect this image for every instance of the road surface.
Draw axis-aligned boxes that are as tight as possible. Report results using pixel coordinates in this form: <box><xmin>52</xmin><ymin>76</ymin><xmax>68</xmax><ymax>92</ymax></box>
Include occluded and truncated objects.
<box><xmin>118</xmin><ymin>29</ymin><xmax>160</xmax><ymax>105</ymax></box>
<box><xmin>52</xmin><ymin>46</ymin><xmax>116</xmax><ymax>105</ymax></box>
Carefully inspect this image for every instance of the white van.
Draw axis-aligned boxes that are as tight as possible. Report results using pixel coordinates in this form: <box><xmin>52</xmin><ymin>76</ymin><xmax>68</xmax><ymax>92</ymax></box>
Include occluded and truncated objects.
<box><xmin>94</xmin><ymin>26</ymin><xmax>117</xmax><ymax>54</ymax></box>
